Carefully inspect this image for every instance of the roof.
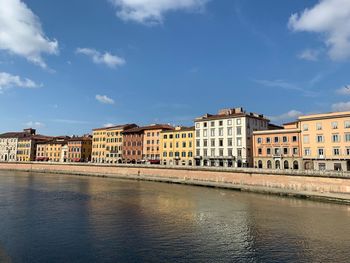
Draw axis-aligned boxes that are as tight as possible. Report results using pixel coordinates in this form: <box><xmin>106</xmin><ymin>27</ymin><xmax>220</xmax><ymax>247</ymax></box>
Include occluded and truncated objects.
<box><xmin>68</xmin><ymin>136</ymin><xmax>92</xmax><ymax>142</ymax></box>
<box><xmin>268</xmin><ymin>123</ymin><xmax>284</xmax><ymax>130</ymax></box>
<box><xmin>298</xmin><ymin>111</ymin><xmax>350</xmax><ymax>121</ymax></box>
<box><xmin>161</xmin><ymin>126</ymin><xmax>194</xmax><ymax>133</ymax></box>
<box><xmin>123</xmin><ymin>124</ymin><xmax>174</xmax><ymax>134</ymax></box>
<box><xmin>92</xmin><ymin>124</ymin><xmax>137</xmax><ymax>131</ymax></box>
<box><xmin>195</xmin><ymin>108</ymin><xmax>269</xmax><ymax>122</ymax></box>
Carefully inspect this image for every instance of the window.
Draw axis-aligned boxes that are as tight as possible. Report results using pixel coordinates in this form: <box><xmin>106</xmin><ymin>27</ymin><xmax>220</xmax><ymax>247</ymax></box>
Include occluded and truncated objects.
<box><xmin>211</xmin><ymin>139</ymin><xmax>215</xmax><ymax>147</ymax></box>
<box><xmin>203</xmin><ymin>122</ymin><xmax>208</xmax><ymax>128</ymax></box>
<box><xmin>237</xmin><ymin>149</ymin><xmax>242</xmax><ymax>157</ymax></box>
<box><xmin>237</xmin><ymin>138</ymin><xmax>242</xmax><ymax>146</ymax></box>
<box><xmin>292</xmin><ymin>136</ymin><xmax>298</xmax><ymax>142</ymax></box>
<box><xmin>228</xmin><ymin>127</ymin><xmax>232</xmax><ymax>136</ymax></box>
<box><xmin>282</xmin><ymin>136</ymin><xmax>288</xmax><ymax>143</ymax></box>
<box><xmin>219</xmin><ymin>128</ymin><xmax>223</xmax><ymax>136</ymax></box>
<box><xmin>203</xmin><ymin>139</ymin><xmax>208</xmax><ymax>147</ymax></box>
<box><xmin>196</xmin><ymin>123</ymin><xmax>200</xmax><ymax>128</ymax></box>
<box><xmin>219</xmin><ymin>120</ymin><xmax>223</xmax><ymax>126</ymax></box>
<box><xmin>257</xmin><ymin>137</ymin><xmax>262</xmax><ymax>144</ymax></box>
<box><xmin>333</xmin><ymin>148</ymin><xmax>340</xmax><ymax>156</ymax></box>
<box><xmin>318</xmin><ymin>148</ymin><xmax>324</xmax><ymax>157</ymax></box>
<box><xmin>303</xmin><ymin>135</ymin><xmax>309</xmax><ymax>143</ymax></box>
<box><xmin>316</xmin><ymin>135</ymin><xmax>324</xmax><ymax>143</ymax></box>
<box><xmin>303</xmin><ymin>124</ymin><xmax>309</xmax><ymax>131</ymax></box>
<box><xmin>304</xmin><ymin>148</ymin><xmax>311</xmax><ymax>156</ymax></box>
<box><xmin>203</xmin><ymin>130</ymin><xmax>207</xmax><ymax>137</ymax></box>
<box><xmin>228</xmin><ymin>120</ymin><xmax>232</xmax><ymax>125</ymax></box>
<box><xmin>236</xmin><ymin>118</ymin><xmax>241</xmax><ymax>125</ymax></box>
<box><xmin>219</xmin><ymin>149</ymin><xmax>223</xmax><ymax>157</ymax></box>
<box><xmin>346</xmin><ymin>148</ymin><xmax>350</xmax><ymax>156</ymax></box>
<box><xmin>267</xmin><ymin>148</ymin><xmax>271</xmax><ymax>155</ymax></box>
<box><xmin>332</xmin><ymin>122</ymin><xmax>338</xmax><ymax>129</ymax></box>
<box><xmin>211</xmin><ymin>121</ymin><xmax>215</xmax><ymax>127</ymax></box>
<box><xmin>332</xmin><ymin>134</ymin><xmax>340</xmax><ymax>143</ymax></box>
<box><xmin>219</xmin><ymin>139</ymin><xmax>223</xmax><ymax>147</ymax></box>
<box><xmin>293</xmin><ymin>148</ymin><xmax>298</xmax><ymax>155</ymax></box>
<box><xmin>316</xmin><ymin>123</ymin><xmax>322</xmax><ymax>130</ymax></box>
<box><xmin>236</xmin><ymin>127</ymin><xmax>242</xmax><ymax>135</ymax></box>
<box><xmin>266</xmin><ymin>137</ymin><xmax>271</xmax><ymax>143</ymax></box>
<box><xmin>196</xmin><ymin>130</ymin><xmax>200</xmax><ymax>137</ymax></box>
<box><xmin>283</xmin><ymin>148</ymin><xmax>288</xmax><ymax>155</ymax></box>
<box><xmin>258</xmin><ymin>148</ymin><xmax>262</xmax><ymax>155</ymax></box>
<box><xmin>196</xmin><ymin>140</ymin><xmax>200</xmax><ymax>147</ymax></box>
<box><xmin>227</xmin><ymin>138</ymin><xmax>232</xmax><ymax>146</ymax></box>
<box><xmin>210</xmin><ymin>129</ymin><xmax>215</xmax><ymax>136</ymax></box>
<box><xmin>345</xmin><ymin>121</ymin><xmax>350</xmax><ymax>129</ymax></box>
<box><xmin>274</xmin><ymin>148</ymin><xmax>281</xmax><ymax>155</ymax></box>
<box><xmin>274</xmin><ymin>137</ymin><xmax>279</xmax><ymax>143</ymax></box>
<box><xmin>211</xmin><ymin>149</ymin><xmax>215</xmax><ymax>157</ymax></box>
<box><xmin>228</xmin><ymin>149</ymin><xmax>233</xmax><ymax>156</ymax></box>
<box><xmin>345</xmin><ymin>133</ymin><xmax>350</xmax><ymax>142</ymax></box>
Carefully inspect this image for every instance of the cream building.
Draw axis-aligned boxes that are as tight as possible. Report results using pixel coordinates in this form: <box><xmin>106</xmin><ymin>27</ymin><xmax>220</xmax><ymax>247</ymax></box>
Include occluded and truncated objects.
<box><xmin>160</xmin><ymin>126</ymin><xmax>195</xmax><ymax>166</ymax></box>
<box><xmin>194</xmin><ymin>107</ymin><xmax>269</xmax><ymax>167</ymax></box>
<box><xmin>299</xmin><ymin>111</ymin><xmax>350</xmax><ymax>171</ymax></box>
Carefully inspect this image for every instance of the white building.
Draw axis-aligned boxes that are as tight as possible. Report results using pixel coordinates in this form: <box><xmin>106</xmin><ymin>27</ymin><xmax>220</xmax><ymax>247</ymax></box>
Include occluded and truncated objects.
<box><xmin>0</xmin><ymin>135</ymin><xmax>19</xmax><ymax>162</ymax></box>
<box><xmin>194</xmin><ymin>107</ymin><xmax>269</xmax><ymax>167</ymax></box>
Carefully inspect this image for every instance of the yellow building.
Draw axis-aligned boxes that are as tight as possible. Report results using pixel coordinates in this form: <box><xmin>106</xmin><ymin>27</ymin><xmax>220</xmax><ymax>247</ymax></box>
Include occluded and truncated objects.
<box><xmin>17</xmin><ymin>136</ymin><xmax>50</xmax><ymax>162</ymax></box>
<box><xmin>36</xmin><ymin>137</ymin><xmax>69</xmax><ymax>162</ymax></box>
<box><xmin>160</xmin><ymin>126</ymin><xmax>195</xmax><ymax>166</ymax></box>
<box><xmin>92</xmin><ymin>124</ymin><xmax>137</xmax><ymax>164</ymax></box>
<box><xmin>299</xmin><ymin>111</ymin><xmax>350</xmax><ymax>171</ymax></box>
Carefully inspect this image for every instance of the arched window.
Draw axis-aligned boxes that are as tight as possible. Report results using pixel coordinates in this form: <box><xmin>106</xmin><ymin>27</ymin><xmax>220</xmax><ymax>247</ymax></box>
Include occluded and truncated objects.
<box><xmin>293</xmin><ymin>161</ymin><xmax>299</xmax><ymax>170</ymax></box>
<box><xmin>284</xmin><ymin>160</ymin><xmax>289</xmax><ymax>169</ymax></box>
<box><xmin>275</xmin><ymin>160</ymin><xmax>281</xmax><ymax>169</ymax></box>
<box><xmin>258</xmin><ymin>160</ymin><xmax>263</xmax><ymax>169</ymax></box>
<box><xmin>267</xmin><ymin>160</ymin><xmax>272</xmax><ymax>169</ymax></box>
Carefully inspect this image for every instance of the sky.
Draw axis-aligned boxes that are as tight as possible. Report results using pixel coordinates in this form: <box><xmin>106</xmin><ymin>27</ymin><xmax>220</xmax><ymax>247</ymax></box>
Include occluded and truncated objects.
<box><xmin>1</xmin><ymin>0</ymin><xmax>350</xmax><ymax>135</ymax></box>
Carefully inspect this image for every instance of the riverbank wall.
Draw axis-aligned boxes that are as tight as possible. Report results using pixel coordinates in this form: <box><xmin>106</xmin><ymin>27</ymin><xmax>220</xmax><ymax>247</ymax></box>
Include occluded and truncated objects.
<box><xmin>1</xmin><ymin>162</ymin><xmax>350</xmax><ymax>204</ymax></box>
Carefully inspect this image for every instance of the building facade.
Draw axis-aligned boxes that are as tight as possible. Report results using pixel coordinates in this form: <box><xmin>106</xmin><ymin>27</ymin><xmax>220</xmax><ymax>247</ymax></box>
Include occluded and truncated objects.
<box><xmin>122</xmin><ymin>127</ymin><xmax>144</xmax><ymax>163</ymax></box>
<box><xmin>299</xmin><ymin>111</ymin><xmax>350</xmax><ymax>171</ymax></box>
<box><xmin>253</xmin><ymin>122</ymin><xmax>302</xmax><ymax>170</ymax></box>
<box><xmin>91</xmin><ymin>124</ymin><xmax>137</xmax><ymax>164</ymax></box>
<box><xmin>68</xmin><ymin>135</ymin><xmax>92</xmax><ymax>162</ymax></box>
<box><xmin>36</xmin><ymin>137</ymin><xmax>69</xmax><ymax>162</ymax></box>
<box><xmin>142</xmin><ymin>124</ymin><xmax>174</xmax><ymax>163</ymax></box>
<box><xmin>194</xmin><ymin>107</ymin><xmax>269</xmax><ymax>167</ymax></box>
<box><xmin>160</xmin><ymin>126</ymin><xmax>195</xmax><ymax>166</ymax></box>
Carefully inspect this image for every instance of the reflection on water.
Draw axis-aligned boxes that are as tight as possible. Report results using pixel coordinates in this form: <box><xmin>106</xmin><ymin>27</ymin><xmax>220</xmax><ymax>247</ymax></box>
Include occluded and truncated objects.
<box><xmin>0</xmin><ymin>170</ymin><xmax>349</xmax><ymax>262</ymax></box>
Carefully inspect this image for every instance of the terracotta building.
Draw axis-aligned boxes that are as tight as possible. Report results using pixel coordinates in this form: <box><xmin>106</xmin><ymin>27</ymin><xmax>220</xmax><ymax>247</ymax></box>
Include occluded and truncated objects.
<box><xmin>36</xmin><ymin>136</ymin><xmax>70</xmax><ymax>162</ymax></box>
<box><xmin>68</xmin><ymin>135</ymin><xmax>92</xmax><ymax>162</ymax></box>
<box><xmin>253</xmin><ymin>122</ymin><xmax>302</xmax><ymax>170</ymax></box>
<box><xmin>122</xmin><ymin>124</ymin><xmax>174</xmax><ymax>164</ymax></box>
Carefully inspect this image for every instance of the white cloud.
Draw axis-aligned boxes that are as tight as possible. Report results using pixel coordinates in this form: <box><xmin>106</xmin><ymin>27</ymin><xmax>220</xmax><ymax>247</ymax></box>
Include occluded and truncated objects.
<box><xmin>336</xmin><ymin>85</ymin><xmax>350</xmax><ymax>95</ymax></box>
<box><xmin>76</xmin><ymin>48</ymin><xmax>125</xmax><ymax>68</ymax></box>
<box><xmin>288</xmin><ymin>0</ymin><xmax>350</xmax><ymax>61</ymax></box>
<box><xmin>269</xmin><ymin>110</ymin><xmax>303</xmax><ymax>123</ymax></box>
<box><xmin>104</xmin><ymin>123</ymin><xmax>115</xmax><ymax>128</ymax></box>
<box><xmin>96</xmin><ymin>94</ymin><xmax>115</xmax><ymax>104</ymax></box>
<box><xmin>0</xmin><ymin>72</ymin><xmax>41</xmax><ymax>93</ymax></box>
<box><xmin>0</xmin><ymin>0</ymin><xmax>58</xmax><ymax>68</ymax></box>
<box><xmin>109</xmin><ymin>0</ymin><xmax>209</xmax><ymax>25</ymax></box>
<box><xmin>25</xmin><ymin>121</ymin><xmax>45</xmax><ymax>128</ymax></box>
<box><xmin>332</xmin><ymin>101</ymin><xmax>350</xmax><ymax>111</ymax></box>
<box><xmin>298</xmin><ymin>49</ymin><xmax>320</xmax><ymax>61</ymax></box>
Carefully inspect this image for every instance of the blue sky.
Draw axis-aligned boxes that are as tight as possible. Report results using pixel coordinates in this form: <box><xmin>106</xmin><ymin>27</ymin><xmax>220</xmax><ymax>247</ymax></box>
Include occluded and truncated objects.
<box><xmin>1</xmin><ymin>0</ymin><xmax>350</xmax><ymax>135</ymax></box>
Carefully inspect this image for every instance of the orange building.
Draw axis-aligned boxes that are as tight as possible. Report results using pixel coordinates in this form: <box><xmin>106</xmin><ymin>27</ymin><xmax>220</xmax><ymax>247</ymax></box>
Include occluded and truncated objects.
<box><xmin>68</xmin><ymin>135</ymin><xmax>92</xmax><ymax>162</ymax></box>
<box><xmin>142</xmin><ymin>124</ymin><xmax>174</xmax><ymax>163</ymax></box>
<box><xmin>253</xmin><ymin>122</ymin><xmax>302</xmax><ymax>170</ymax></box>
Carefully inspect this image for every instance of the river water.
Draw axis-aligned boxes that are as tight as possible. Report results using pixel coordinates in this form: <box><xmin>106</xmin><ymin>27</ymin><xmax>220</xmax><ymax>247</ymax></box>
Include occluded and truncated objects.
<box><xmin>0</xmin><ymin>171</ymin><xmax>349</xmax><ymax>262</ymax></box>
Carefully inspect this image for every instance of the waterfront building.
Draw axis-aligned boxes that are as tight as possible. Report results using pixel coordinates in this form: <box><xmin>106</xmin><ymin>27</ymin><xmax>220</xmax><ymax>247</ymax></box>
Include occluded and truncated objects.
<box><xmin>122</xmin><ymin>126</ymin><xmax>144</xmax><ymax>163</ymax></box>
<box><xmin>122</xmin><ymin>124</ymin><xmax>174</xmax><ymax>164</ymax></box>
<box><xmin>194</xmin><ymin>107</ymin><xmax>269</xmax><ymax>167</ymax></box>
<box><xmin>299</xmin><ymin>111</ymin><xmax>350</xmax><ymax>171</ymax></box>
<box><xmin>160</xmin><ymin>126</ymin><xmax>195</xmax><ymax>166</ymax></box>
<box><xmin>142</xmin><ymin>124</ymin><xmax>174</xmax><ymax>163</ymax></box>
<box><xmin>253</xmin><ymin>122</ymin><xmax>302</xmax><ymax>170</ymax></box>
<box><xmin>91</xmin><ymin>124</ymin><xmax>137</xmax><ymax>164</ymax></box>
<box><xmin>68</xmin><ymin>135</ymin><xmax>92</xmax><ymax>162</ymax></box>
<box><xmin>0</xmin><ymin>128</ymin><xmax>45</xmax><ymax>162</ymax></box>
<box><xmin>36</xmin><ymin>137</ymin><xmax>70</xmax><ymax>162</ymax></box>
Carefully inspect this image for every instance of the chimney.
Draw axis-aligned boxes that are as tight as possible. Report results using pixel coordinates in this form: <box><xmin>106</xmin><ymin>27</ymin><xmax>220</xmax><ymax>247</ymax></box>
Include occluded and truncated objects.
<box><xmin>23</xmin><ymin>128</ymin><xmax>36</xmax><ymax>135</ymax></box>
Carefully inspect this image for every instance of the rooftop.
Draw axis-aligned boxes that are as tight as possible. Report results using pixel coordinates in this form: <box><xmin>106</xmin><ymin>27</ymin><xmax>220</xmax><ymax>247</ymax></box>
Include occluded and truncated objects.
<box><xmin>195</xmin><ymin>107</ymin><xmax>269</xmax><ymax>122</ymax></box>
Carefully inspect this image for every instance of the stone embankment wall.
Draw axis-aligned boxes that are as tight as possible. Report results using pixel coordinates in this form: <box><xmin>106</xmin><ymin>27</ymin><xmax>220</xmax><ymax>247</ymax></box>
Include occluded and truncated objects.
<box><xmin>1</xmin><ymin>162</ymin><xmax>350</xmax><ymax>203</ymax></box>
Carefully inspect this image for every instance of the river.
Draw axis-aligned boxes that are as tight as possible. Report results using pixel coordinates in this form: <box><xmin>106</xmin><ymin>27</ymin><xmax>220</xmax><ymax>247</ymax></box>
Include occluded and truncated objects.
<box><xmin>0</xmin><ymin>170</ymin><xmax>349</xmax><ymax>262</ymax></box>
